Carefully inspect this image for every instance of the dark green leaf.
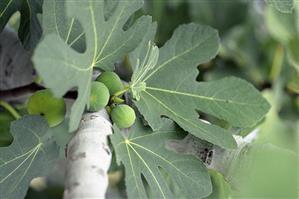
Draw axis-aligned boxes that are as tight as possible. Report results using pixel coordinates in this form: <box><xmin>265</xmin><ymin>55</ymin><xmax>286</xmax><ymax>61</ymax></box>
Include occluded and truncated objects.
<box><xmin>111</xmin><ymin>119</ymin><xmax>212</xmax><ymax>199</ymax></box>
<box><xmin>0</xmin><ymin>116</ymin><xmax>59</xmax><ymax>199</ymax></box>
<box><xmin>130</xmin><ymin>23</ymin><xmax>270</xmax><ymax>149</ymax></box>
<box><xmin>0</xmin><ymin>0</ymin><xmax>43</xmax><ymax>49</ymax></box>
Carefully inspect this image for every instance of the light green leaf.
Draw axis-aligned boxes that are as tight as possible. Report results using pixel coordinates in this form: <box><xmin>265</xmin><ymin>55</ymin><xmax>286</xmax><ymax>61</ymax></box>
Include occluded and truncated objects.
<box><xmin>266</xmin><ymin>5</ymin><xmax>297</xmax><ymax>43</ymax></box>
<box><xmin>0</xmin><ymin>0</ymin><xmax>43</xmax><ymax>49</ymax></box>
<box><xmin>33</xmin><ymin>0</ymin><xmax>151</xmax><ymax>131</ymax></box>
<box><xmin>130</xmin><ymin>23</ymin><xmax>270</xmax><ymax>149</ymax></box>
<box><xmin>266</xmin><ymin>0</ymin><xmax>294</xmax><ymax>13</ymax></box>
<box><xmin>205</xmin><ymin>169</ymin><xmax>231</xmax><ymax>199</ymax></box>
<box><xmin>110</xmin><ymin>119</ymin><xmax>212</xmax><ymax>199</ymax></box>
<box><xmin>232</xmin><ymin>144</ymin><xmax>299</xmax><ymax>198</ymax></box>
<box><xmin>258</xmin><ymin>88</ymin><xmax>297</xmax><ymax>151</ymax></box>
<box><xmin>0</xmin><ymin>115</ymin><xmax>59</xmax><ymax>199</ymax></box>
<box><xmin>287</xmin><ymin>35</ymin><xmax>299</xmax><ymax>71</ymax></box>
<box><xmin>266</xmin><ymin>2</ymin><xmax>299</xmax><ymax>71</ymax></box>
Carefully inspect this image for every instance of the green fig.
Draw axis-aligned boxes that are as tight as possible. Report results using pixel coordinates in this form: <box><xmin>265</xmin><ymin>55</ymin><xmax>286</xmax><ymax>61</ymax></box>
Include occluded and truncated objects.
<box><xmin>111</xmin><ymin>104</ymin><xmax>136</xmax><ymax>128</ymax></box>
<box><xmin>96</xmin><ymin>72</ymin><xmax>124</xmax><ymax>95</ymax></box>
<box><xmin>27</xmin><ymin>89</ymin><xmax>66</xmax><ymax>127</ymax></box>
<box><xmin>88</xmin><ymin>81</ymin><xmax>110</xmax><ymax>112</ymax></box>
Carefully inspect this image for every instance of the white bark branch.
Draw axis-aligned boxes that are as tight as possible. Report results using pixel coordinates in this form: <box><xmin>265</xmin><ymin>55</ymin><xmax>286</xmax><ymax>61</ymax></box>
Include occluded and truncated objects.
<box><xmin>63</xmin><ymin>109</ymin><xmax>112</xmax><ymax>199</ymax></box>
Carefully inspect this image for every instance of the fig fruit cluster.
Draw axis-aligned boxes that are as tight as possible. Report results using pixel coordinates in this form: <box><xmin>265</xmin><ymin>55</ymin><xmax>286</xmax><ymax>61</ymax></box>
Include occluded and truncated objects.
<box><xmin>27</xmin><ymin>72</ymin><xmax>136</xmax><ymax>129</ymax></box>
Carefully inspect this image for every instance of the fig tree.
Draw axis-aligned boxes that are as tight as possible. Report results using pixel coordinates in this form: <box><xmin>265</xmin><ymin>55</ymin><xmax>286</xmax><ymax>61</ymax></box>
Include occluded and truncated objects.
<box><xmin>27</xmin><ymin>89</ymin><xmax>66</xmax><ymax>127</ymax></box>
<box><xmin>96</xmin><ymin>72</ymin><xmax>124</xmax><ymax>95</ymax></box>
<box><xmin>111</xmin><ymin>104</ymin><xmax>136</xmax><ymax>128</ymax></box>
<box><xmin>88</xmin><ymin>81</ymin><xmax>110</xmax><ymax>112</ymax></box>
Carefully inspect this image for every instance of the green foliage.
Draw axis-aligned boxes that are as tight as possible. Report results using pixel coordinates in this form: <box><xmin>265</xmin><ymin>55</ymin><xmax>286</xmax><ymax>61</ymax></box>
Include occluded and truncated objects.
<box><xmin>0</xmin><ymin>0</ymin><xmax>43</xmax><ymax>49</ymax></box>
<box><xmin>266</xmin><ymin>2</ymin><xmax>299</xmax><ymax>71</ymax></box>
<box><xmin>0</xmin><ymin>111</ymin><xmax>13</xmax><ymax>146</ymax></box>
<box><xmin>111</xmin><ymin>119</ymin><xmax>212</xmax><ymax>199</ymax></box>
<box><xmin>188</xmin><ymin>0</ymin><xmax>248</xmax><ymax>36</ymax></box>
<box><xmin>130</xmin><ymin>23</ymin><xmax>270</xmax><ymax>149</ymax></box>
<box><xmin>266</xmin><ymin>0</ymin><xmax>294</xmax><ymax>13</ymax></box>
<box><xmin>33</xmin><ymin>0</ymin><xmax>151</xmax><ymax>131</ymax></box>
<box><xmin>2</xmin><ymin>1</ymin><xmax>293</xmax><ymax>198</ymax></box>
<box><xmin>88</xmin><ymin>81</ymin><xmax>110</xmax><ymax>112</ymax></box>
<box><xmin>111</xmin><ymin>104</ymin><xmax>136</xmax><ymax>129</ymax></box>
<box><xmin>232</xmin><ymin>144</ymin><xmax>299</xmax><ymax>198</ymax></box>
<box><xmin>27</xmin><ymin>89</ymin><xmax>66</xmax><ymax>127</ymax></box>
<box><xmin>257</xmin><ymin>86</ymin><xmax>297</xmax><ymax>151</ymax></box>
<box><xmin>205</xmin><ymin>170</ymin><xmax>231</xmax><ymax>199</ymax></box>
<box><xmin>96</xmin><ymin>72</ymin><xmax>124</xmax><ymax>95</ymax></box>
<box><xmin>0</xmin><ymin>116</ymin><xmax>59</xmax><ymax>199</ymax></box>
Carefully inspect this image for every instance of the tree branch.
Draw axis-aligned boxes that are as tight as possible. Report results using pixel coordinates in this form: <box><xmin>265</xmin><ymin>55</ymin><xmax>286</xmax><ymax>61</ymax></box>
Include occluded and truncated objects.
<box><xmin>0</xmin><ymin>83</ymin><xmax>77</xmax><ymax>100</ymax></box>
<box><xmin>63</xmin><ymin>109</ymin><xmax>113</xmax><ymax>199</ymax></box>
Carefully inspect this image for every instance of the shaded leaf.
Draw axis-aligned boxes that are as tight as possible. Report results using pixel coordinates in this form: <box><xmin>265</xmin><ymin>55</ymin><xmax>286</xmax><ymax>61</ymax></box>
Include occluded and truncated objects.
<box><xmin>0</xmin><ymin>27</ymin><xmax>34</xmax><ymax>90</ymax></box>
<box><xmin>110</xmin><ymin>119</ymin><xmax>212</xmax><ymax>199</ymax></box>
<box><xmin>188</xmin><ymin>0</ymin><xmax>248</xmax><ymax>35</ymax></box>
<box><xmin>0</xmin><ymin>110</ymin><xmax>13</xmax><ymax>146</ymax></box>
<box><xmin>33</xmin><ymin>0</ymin><xmax>151</xmax><ymax>131</ymax></box>
<box><xmin>0</xmin><ymin>0</ymin><xmax>43</xmax><ymax>49</ymax></box>
<box><xmin>130</xmin><ymin>23</ymin><xmax>270</xmax><ymax>149</ymax></box>
<box><xmin>0</xmin><ymin>116</ymin><xmax>59</xmax><ymax>199</ymax></box>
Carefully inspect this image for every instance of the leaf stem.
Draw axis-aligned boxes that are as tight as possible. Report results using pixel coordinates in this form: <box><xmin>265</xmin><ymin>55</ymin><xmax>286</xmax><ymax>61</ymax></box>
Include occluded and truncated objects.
<box><xmin>110</xmin><ymin>86</ymin><xmax>129</xmax><ymax>102</ymax></box>
<box><xmin>269</xmin><ymin>44</ymin><xmax>284</xmax><ymax>81</ymax></box>
<box><xmin>0</xmin><ymin>100</ymin><xmax>21</xmax><ymax>119</ymax></box>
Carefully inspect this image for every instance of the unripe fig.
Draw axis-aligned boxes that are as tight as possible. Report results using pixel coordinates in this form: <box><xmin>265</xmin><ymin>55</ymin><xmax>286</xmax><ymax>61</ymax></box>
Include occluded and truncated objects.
<box><xmin>88</xmin><ymin>81</ymin><xmax>110</xmax><ymax>112</ymax></box>
<box><xmin>96</xmin><ymin>72</ymin><xmax>124</xmax><ymax>95</ymax></box>
<box><xmin>111</xmin><ymin>104</ymin><xmax>136</xmax><ymax>128</ymax></box>
<box><xmin>27</xmin><ymin>89</ymin><xmax>66</xmax><ymax>127</ymax></box>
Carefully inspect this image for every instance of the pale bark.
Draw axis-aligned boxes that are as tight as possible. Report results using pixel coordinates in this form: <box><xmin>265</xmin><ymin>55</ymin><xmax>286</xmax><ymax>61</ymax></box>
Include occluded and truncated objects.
<box><xmin>63</xmin><ymin>109</ymin><xmax>112</xmax><ymax>199</ymax></box>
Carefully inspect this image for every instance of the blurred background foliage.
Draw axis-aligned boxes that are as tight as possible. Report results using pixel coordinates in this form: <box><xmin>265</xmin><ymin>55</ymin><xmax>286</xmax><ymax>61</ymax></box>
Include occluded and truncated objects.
<box><xmin>0</xmin><ymin>0</ymin><xmax>298</xmax><ymax>198</ymax></box>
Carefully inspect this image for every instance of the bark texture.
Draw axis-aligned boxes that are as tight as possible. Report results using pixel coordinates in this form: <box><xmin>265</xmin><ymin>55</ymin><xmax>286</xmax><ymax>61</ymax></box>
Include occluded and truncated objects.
<box><xmin>63</xmin><ymin>109</ymin><xmax>112</xmax><ymax>199</ymax></box>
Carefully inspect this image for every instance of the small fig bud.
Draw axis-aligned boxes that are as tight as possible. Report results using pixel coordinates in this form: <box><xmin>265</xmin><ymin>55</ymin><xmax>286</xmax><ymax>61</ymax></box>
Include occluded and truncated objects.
<box><xmin>111</xmin><ymin>104</ymin><xmax>136</xmax><ymax>128</ymax></box>
<box><xmin>96</xmin><ymin>72</ymin><xmax>124</xmax><ymax>95</ymax></box>
<box><xmin>88</xmin><ymin>81</ymin><xmax>110</xmax><ymax>112</ymax></box>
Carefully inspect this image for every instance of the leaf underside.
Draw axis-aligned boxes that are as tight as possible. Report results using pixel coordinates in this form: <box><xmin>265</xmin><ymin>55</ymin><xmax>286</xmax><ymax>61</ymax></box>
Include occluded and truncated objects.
<box><xmin>33</xmin><ymin>0</ymin><xmax>151</xmax><ymax>131</ymax></box>
<box><xmin>130</xmin><ymin>23</ymin><xmax>270</xmax><ymax>149</ymax></box>
<box><xmin>110</xmin><ymin>119</ymin><xmax>212</xmax><ymax>199</ymax></box>
<box><xmin>0</xmin><ymin>116</ymin><xmax>59</xmax><ymax>199</ymax></box>
<box><xmin>0</xmin><ymin>0</ymin><xmax>43</xmax><ymax>49</ymax></box>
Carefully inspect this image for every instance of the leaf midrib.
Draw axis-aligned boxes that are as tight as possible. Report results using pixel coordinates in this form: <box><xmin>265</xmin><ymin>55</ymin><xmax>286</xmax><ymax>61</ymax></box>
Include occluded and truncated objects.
<box><xmin>142</xmin><ymin>91</ymin><xmax>220</xmax><ymax>142</ymax></box>
<box><xmin>127</xmin><ymin>142</ymin><xmax>167</xmax><ymax>199</ymax></box>
<box><xmin>142</xmin><ymin>32</ymin><xmax>216</xmax><ymax>82</ymax></box>
<box><xmin>146</xmin><ymin>86</ymin><xmax>262</xmax><ymax>106</ymax></box>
